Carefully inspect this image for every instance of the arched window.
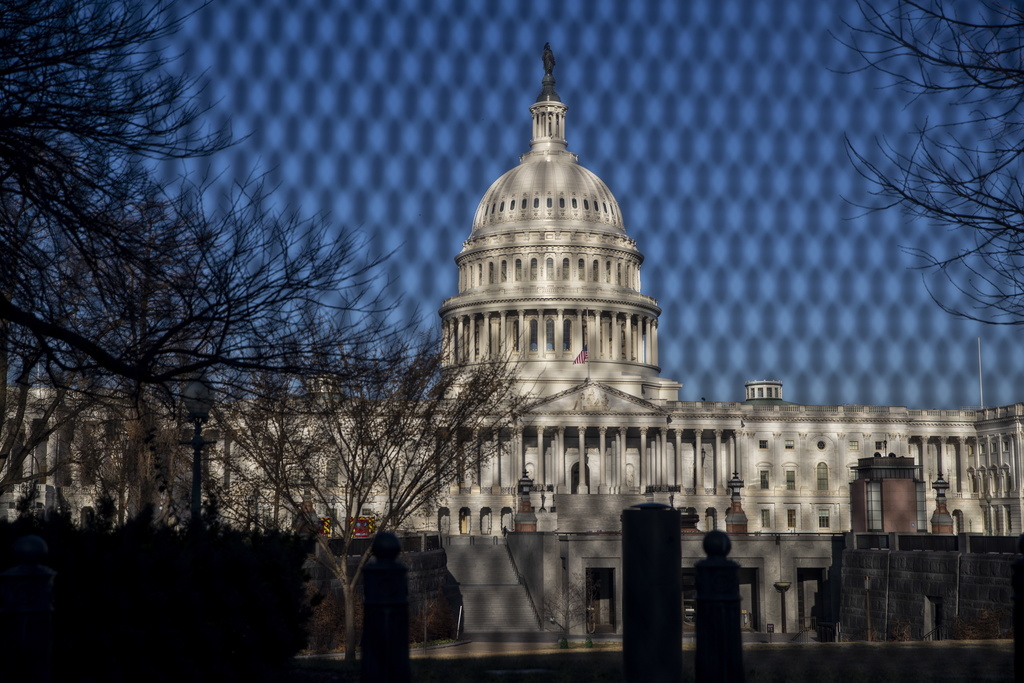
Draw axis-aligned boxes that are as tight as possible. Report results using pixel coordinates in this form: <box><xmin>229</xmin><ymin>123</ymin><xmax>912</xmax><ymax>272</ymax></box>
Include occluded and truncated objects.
<box><xmin>530</xmin><ymin>258</ymin><xmax>538</xmax><ymax>281</ymax></box>
<box><xmin>478</xmin><ymin>263</ymin><xmax>483</xmax><ymax>285</ymax></box>
<box><xmin>529</xmin><ymin>320</ymin><xmax>538</xmax><ymax>351</ymax></box>
<box><xmin>515</xmin><ymin>259</ymin><xmax>522</xmax><ymax>281</ymax></box>
<box><xmin>592</xmin><ymin>260</ymin><xmax>599</xmax><ymax>281</ymax></box>
<box><xmin>563</xmin><ymin>319</ymin><xmax>572</xmax><ymax>351</ymax></box>
<box><xmin>617</xmin><ymin>263</ymin><xmax>622</xmax><ymax>284</ymax></box>
<box><xmin>562</xmin><ymin>258</ymin><xmax>570</xmax><ymax>280</ymax></box>
<box><xmin>546</xmin><ymin>257</ymin><xmax>554</xmax><ymax>281</ymax></box>
<box><xmin>578</xmin><ymin>258</ymin><xmax>585</xmax><ymax>280</ymax></box>
<box><xmin>534</xmin><ymin>197</ymin><xmax>540</xmax><ymax>209</ymax></box>
<box><xmin>572</xmin><ymin>197</ymin><xmax>578</xmax><ymax>209</ymax></box>
<box><xmin>605</xmin><ymin>261</ymin><xmax>611</xmax><ymax>283</ymax></box>
<box><xmin>500</xmin><ymin>260</ymin><xmax>507</xmax><ymax>282</ymax></box>
<box><xmin>545</xmin><ymin>318</ymin><xmax>554</xmax><ymax>351</ymax></box>
<box><xmin>546</xmin><ymin>197</ymin><xmax>553</xmax><ymax>208</ymax></box>
<box><xmin>510</xmin><ymin>199</ymin><xmax>516</xmax><ymax>210</ymax></box>
<box><xmin>488</xmin><ymin>262</ymin><xmax>495</xmax><ymax>284</ymax></box>
<box><xmin>559</xmin><ymin>197</ymin><xmax>565</xmax><ymax>208</ymax></box>
<box><xmin>816</xmin><ymin>463</ymin><xmax>829</xmax><ymax>491</ymax></box>
<box><xmin>512</xmin><ymin>320</ymin><xmax>520</xmax><ymax>352</ymax></box>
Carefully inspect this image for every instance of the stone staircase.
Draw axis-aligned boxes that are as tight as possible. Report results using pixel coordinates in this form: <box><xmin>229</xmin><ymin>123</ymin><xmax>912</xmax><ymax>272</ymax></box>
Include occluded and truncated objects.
<box><xmin>445</xmin><ymin>539</ymin><xmax>540</xmax><ymax>633</ymax></box>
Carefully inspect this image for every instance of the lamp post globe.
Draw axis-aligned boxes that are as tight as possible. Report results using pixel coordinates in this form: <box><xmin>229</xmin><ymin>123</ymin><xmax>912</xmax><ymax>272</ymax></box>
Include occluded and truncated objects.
<box><xmin>182</xmin><ymin>378</ymin><xmax>214</xmax><ymax>526</ymax></box>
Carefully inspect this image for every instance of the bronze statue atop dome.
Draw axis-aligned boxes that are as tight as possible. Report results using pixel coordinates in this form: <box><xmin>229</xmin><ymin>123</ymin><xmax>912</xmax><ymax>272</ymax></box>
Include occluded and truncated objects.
<box><xmin>543</xmin><ymin>43</ymin><xmax>555</xmax><ymax>75</ymax></box>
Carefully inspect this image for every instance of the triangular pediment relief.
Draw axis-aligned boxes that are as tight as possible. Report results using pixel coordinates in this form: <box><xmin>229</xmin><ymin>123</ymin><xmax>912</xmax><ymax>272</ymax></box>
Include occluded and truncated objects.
<box><xmin>524</xmin><ymin>381</ymin><xmax>665</xmax><ymax>416</ymax></box>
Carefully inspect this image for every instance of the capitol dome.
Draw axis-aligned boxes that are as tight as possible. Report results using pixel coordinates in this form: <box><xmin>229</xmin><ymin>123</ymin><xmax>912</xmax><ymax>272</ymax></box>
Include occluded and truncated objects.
<box><xmin>470</xmin><ymin>68</ymin><xmax>624</xmax><ymax>236</ymax></box>
<box><xmin>471</xmin><ymin>151</ymin><xmax>625</xmax><ymax>234</ymax></box>
<box><xmin>439</xmin><ymin>47</ymin><xmax>680</xmax><ymax>403</ymax></box>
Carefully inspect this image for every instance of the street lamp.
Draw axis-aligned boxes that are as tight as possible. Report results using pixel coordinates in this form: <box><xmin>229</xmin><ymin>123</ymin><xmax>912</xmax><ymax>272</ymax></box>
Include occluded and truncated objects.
<box><xmin>183</xmin><ymin>378</ymin><xmax>214</xmax><ymax>527</ymax></box>
<box><xmin>773</xmin><ymin>581</ymin><xmax>791</xmax><ymax>634</ymax></box>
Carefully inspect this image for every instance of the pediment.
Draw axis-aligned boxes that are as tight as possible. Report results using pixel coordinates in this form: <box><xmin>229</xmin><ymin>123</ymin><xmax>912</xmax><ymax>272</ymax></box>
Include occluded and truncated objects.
<box><xmin>525</xmin><ymin>381</ymin><xmax>665</xmax><ymax>416</ymax></box>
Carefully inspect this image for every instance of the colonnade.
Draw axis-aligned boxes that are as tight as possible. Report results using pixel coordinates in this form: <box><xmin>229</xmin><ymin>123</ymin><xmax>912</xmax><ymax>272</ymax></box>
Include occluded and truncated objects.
<box><xmin>458</xmin><ymin>424</ymin><xmax>737</xmax><ymax>495</ymax></box>
<box><xmin>442</xmin><ymin>308</ymin><xmax>658</xmax><ymax>366</ymax></box>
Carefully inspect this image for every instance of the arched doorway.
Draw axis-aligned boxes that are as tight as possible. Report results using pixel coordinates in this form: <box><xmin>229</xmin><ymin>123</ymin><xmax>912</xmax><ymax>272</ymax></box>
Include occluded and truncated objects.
<box><xmin>459</xmin><ymin>507</ymin><xmax>471</xmax><ymax>534</ymax></box>
<box><xmin>705</xmin><ymin>507</ymin><xmax>718</xmax><ymax>531</ymax></box>
<box><xmin>570</xmin><ymin>461</ymin><xmax>591</xmax><ymax>493</ymax></box>
<box><xmin>438</xmin><ymin>507</ymin><xmax>450</xmax><ymax>535</ymax></box>
<box><xmin>480</xmin><ymin>507</ymin><xmax>493</xmax><ymax>534</ymax></box>
<box><xmin>500</xmin><ymin>506</ymin><xmax>513</xmax><ymax>533</ymax></box>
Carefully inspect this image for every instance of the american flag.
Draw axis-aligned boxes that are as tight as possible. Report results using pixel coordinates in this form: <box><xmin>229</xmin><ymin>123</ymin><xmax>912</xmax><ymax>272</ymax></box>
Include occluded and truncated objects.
<box><xmin>573</xmin><ymin>345</ymin><xmax>588</xmax><ymax>364</ymax></box>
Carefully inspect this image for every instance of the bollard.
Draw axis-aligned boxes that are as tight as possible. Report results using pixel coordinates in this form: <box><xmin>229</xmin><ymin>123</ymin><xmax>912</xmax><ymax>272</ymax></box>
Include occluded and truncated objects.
<box><xmin>1013</xmin><ymin>533</ymin><xmax>1024</xmax><ymax>681</ymax></box>
<box><xmin>695</xmin><ymin>530</ymin><xmax>744</xmax><ymax>682</ymax></box>
<box><xmin>622</xmin><ymin>503</ymin><xmax>681</xmax><ymax>683</ymax></box>
<box><xmin>0</xmin><ymin>535</ymin><xmax>56</xmax><ymax>683</ymax></box>
<box><xmin>361</xmin><ymin>531</ymin><xmax>410</xmax><ymax>683</ymax></box>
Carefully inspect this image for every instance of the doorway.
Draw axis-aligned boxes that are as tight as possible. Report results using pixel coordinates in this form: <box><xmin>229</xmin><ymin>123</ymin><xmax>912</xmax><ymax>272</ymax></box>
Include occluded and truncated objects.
<box><xmin>585</xmin><ymin>567</ymin><xmax>615</xmax><ymax>633</ymax></box>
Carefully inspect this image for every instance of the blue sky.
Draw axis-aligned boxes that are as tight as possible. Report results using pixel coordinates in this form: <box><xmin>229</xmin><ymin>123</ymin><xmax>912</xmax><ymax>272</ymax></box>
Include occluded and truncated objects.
<box><xmin>166</xmin><ymin>0</ymin><xmax>1021</xmax><ymax>408</ymax></box>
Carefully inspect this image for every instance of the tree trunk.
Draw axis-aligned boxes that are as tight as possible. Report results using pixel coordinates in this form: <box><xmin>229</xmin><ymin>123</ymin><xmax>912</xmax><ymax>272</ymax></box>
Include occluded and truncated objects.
<box><xmin>343</xmin><ymin>581</ymin><xmax>357</xmax><ymax>662</ymax></box>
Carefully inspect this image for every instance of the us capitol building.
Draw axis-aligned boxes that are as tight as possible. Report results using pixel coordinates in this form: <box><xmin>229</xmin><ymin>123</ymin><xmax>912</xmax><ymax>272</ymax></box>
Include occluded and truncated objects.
<box><xmin>433</xmin><ymin>52</ymin><xmax>1018</xmax><ymax>542</ymax></box>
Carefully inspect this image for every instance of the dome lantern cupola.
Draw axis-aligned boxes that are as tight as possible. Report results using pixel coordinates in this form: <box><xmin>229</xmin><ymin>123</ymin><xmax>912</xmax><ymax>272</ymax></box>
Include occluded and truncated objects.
<box><xmin>530</xmin><ymin>43</ymin><xmax>567</xmax><ymax>152</ymax></box>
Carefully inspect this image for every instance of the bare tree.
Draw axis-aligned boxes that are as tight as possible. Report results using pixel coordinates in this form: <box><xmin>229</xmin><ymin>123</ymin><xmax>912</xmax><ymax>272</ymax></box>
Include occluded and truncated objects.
<box><xmin>843</xmin><ymin>1</ymin><xmax>1024</xmax><ymax>323</ymax></box>
<box><xmin>545</xmin><ymin>571</ymin><xmax>589</xmax><ymax>638</ymax></box>
<box><xmin>221</xmin><ymin>335</ymin><xmax>524</xmax><ymax>660</ymax></box>
<box><xmin>0</xmin><ymin>0</ymin><xmax>392</xmax><ymax>401</ymax></box>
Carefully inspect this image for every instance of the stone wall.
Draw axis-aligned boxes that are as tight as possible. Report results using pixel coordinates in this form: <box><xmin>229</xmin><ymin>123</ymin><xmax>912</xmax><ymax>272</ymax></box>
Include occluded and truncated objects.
<box><xmin>839</xmin><ymin>547</ymin><xmax>1013</xmax><ymax>640</ymax></box>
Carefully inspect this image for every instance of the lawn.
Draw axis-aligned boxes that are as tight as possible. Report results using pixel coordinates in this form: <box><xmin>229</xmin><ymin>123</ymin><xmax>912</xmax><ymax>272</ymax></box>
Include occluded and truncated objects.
<box><xmin>288</xmin><ymin>640</ymin><xmax>1014</xmax><ymax>682</ymax></box>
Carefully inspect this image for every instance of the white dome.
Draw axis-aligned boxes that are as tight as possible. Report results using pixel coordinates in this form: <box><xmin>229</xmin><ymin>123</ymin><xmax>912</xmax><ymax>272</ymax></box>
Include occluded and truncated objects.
<box><xmin>471</xmin><ymin>150</ymin><xmax>625</xmax><ymax>235</ymax></box>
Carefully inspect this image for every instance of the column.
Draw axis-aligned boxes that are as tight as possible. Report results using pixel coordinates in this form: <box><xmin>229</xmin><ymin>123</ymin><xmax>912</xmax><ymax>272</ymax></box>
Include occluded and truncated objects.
<box><xmin>639</xmin><ymin>427</ymin><xmax>649</xmax><ymax>490</ymax></box>
<box><xmin>500</xmin><ymin>311</ymin><xmax>507</xmax><ymax>356</ymax></box>
<box><xmin>598</xmin><ymin>426</ymin><xmax>607</xmax><ymax>493</ymax></box>
<box><xmin>557</xmin><ymin>309</ymin><xmax>564</xmax><ymax>356</ymax></box>
<box><xmin>663</xmin><ymin>428</ymin><xmax>671</xmax><ymax>485</ymax></box>
<box><xmin>625</xmin><ymin>313</ymin><xmax>633</xmax><ymax>361</ymax></box>
<box><xmin>651</xmin><ymin>319</ymin><xmax>659</xmax><ymax>366</ymax></box>
<box><xmin>456</xmin><ymin>317</ymin><xmax>464</xmax><ymax>362</ymax></box>
<box><xmin>714</xmin><ymin>429</ymin><xmax>723</xmax><ymax>491</ymax></box>
<box><xmin>491</xmin><ymin>430</ymin><xmax>501</xmax><ymax>490</ymax></box>
<box><xmin>576</xmin><ymin>309</ymin><xmax>584</xmax><ymax>353</ymax></box>
<box><xmin>469</xmin><ymin>313</ymin><xmax>477</xmax><ymax>361</ymax></box>
<box><xmin>614</xmin><ymin>428</ymin><xmax>622</xmax><ymax>491</ymax></box>
<box><xmin>674</xmin><ymin>429</ymin><xmax>683</xmax><ymax>489</ymax></box>
<box><xmin>483</xmin><ymin>313</ymin><xmax>491</xmax><ymax>359</ymax></box>
<box><xmin>694</xmin><ymin>428</ymin><xmax>703</xmax><ymax>494</ymax></box>
<box><xmin>557</xmin><ymin>426</ymin><xmax>567</xmax><ymax>492</ymax></box>
<box><xmin>516</xmin><ymin>425</ymin><xmax>524</xmax><ymax>478</ymax></box>
<box><xmin>517</xmin><ymin>310</ymin><xmax>526</xmax><ymax>357</ymax></box>
<box><xmin>537</xmin><ymin>427</ymin><xmax>546</xmax><ymax>487</ymax></box>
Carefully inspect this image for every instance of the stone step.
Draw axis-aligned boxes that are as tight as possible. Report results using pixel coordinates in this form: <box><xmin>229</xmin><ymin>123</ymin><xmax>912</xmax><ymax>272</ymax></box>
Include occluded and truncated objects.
<box><xmin>446</xmin><ymin>544</ymin><xmax>540</xmax><ymax>632</ymax></box>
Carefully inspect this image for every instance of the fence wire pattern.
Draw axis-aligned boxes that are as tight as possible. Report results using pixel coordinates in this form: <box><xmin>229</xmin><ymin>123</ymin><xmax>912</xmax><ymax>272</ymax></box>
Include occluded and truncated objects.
<box><xmin>161</xmin><ymin>0</ymin><xmax>1023</xmax><ymax>409</ymax></box>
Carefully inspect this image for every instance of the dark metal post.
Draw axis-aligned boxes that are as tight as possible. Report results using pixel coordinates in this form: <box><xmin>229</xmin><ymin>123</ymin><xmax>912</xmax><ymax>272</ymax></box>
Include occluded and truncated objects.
<box><xmin>695</xmin><ymin>530</ymin><xmax>744</xmax><ymax>682</ymax></box>
<box><xmin>1013</xmin><ymin>534</ymin><xmax>1024</xmax><ymax>679</ymax></box>
<box><xmin>361</xmin><ymin>531</ymin><xmax>410</xmax><ymax>683</ymax></box>
<box><xmin>0</xmin><ymin>535</ymin><xmax>56</xmax><ymax>683</ymax></box>
<box><xmin>622</xmin><ymin>502</ymin><xmax>681</xmax><ymax>683</ymax></box>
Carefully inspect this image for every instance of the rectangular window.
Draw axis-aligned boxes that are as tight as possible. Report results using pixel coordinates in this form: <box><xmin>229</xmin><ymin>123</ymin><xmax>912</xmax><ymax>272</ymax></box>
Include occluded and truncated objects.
<box><xmin>787</xmin><ymin>509</ymin><xmax>796</xmax><ymax>529</ymax></box>
<box><xmin>816</xmin><ymin>465</ymin><xmax>829</xmax><ymax>491</ymax></box>
<box><xmin>867</xmin><ymin>481</ymin><xmax>883</xmax><ymax>531</ymax></box>
<box><xmin>761</xmin><ymin>509</ymin><xmax>771</xmax><ymax>529</ymax></box>
<box><xmin>760</xmin><ymin>470</ymin><xmax>769</xmax><ymax>489</ymax></box>
<box><xmin>848</xmin><ymin>440</ymin><xmax>859</xmax><ymax>450</ymax></box>
<box><xmin>758</xmin><ymin>439</ymin><xmax>768</xmax><ymax>449</ymax></box>
<box><xmin>786</xmin><ymin>470</ymin><xmax>795</xmax><ymax>490</ymax></box>
<box><xmin>784</xmin><ymin>439</ymin><xmax>794</xmax><ymax>450</ymax></box>
<box><xmin>818</xmin><ymin>509</ymin><xmax>830</xmax><ymax>529</ymax></box>
<box><xmin>875</xmin><ymin>441</ymin><xmax>884</xmax><ymax>451</ymax></box>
